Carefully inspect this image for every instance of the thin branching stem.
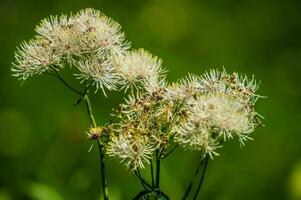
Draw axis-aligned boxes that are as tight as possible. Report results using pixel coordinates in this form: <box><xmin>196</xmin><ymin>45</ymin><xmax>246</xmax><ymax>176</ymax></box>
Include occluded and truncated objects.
<box><xmin>155</xmin><ymin>149</ymin><xmax>161</xmax><ymax>190</ymax></box>
<box><xmin>192</xmin><ymin>156</ymin><xmax>209</xmax><ymax>200</ymax></box>
<box><xmin>96</xmin><ymin>139</ymin><xmax>109</xmax><ymax>200</ymax></box>
<box><xmin>182</xmin><ymin>156</ymin><xmax>205</xmax><ymax>200</ymax></box>
<box><xmin>150</xmin><ymin>159</ymin><xmax>155</xmax><ymax>189</ymax></box>
<box><xmin>134</xmin><ymin>170</ymin><xmax>152</xmax><ymax>191</ymax></box>
<box><xmin>52</xmin><ymin>73</ymin><xmax>109</xmax><ymax>200</ymax></box>
<box><xmin>53</xmin><ymin>69</ymin><xmax>83</xmax><ymax>96</ymax></box>
<box><xmin>84</xmin><ymin>90</ymin><xmax>109</xmax><ymax>200</ymax></box>
<box><xmin>161</xmin><ymin>144</ymin><xmax>178</xmax><ymax>159</ymax></box>
<box><xmin>83</xmin><ymin>92</ymin><xmax>97</xmax><ymax>127</ymax></box>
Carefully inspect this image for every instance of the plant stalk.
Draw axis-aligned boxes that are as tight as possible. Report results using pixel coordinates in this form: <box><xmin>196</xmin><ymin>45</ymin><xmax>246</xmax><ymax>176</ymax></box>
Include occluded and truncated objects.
<box><xmin>84</xmin><ymin>93</ymin><xmax>109</xmax><ymax>200</ymax></box>
<box><xmin>134</xmin><ymin>170</ymin><xmax>152</xmax><ymax>191</ymax></box>
<box><xmin>155</xmin><ymin>149</ymin><xmax>161</xmax><ymax>190</ymax></box>
<box><xmin>182</xmin><ymin>156</ymin><xmax>205</xmax><ymax>200</ymax></box>
<box><xmin>150</xmin><ymin>159</ymin><xmax>155</xmax><ymax>189</ymax></box>
<box><xmin>53</xmin><ymin>72</ymin><xmax>109</xmax><ymax>200</ymax></box>
<box><xmin>52</xmin><ymin>68</ymin><xmax>83</xmax><ymax>96</ymax></box>
<box><xmin>192</xmin><ymin>156</ymin><xmax>209</xmax><ymax>200</ymax></box>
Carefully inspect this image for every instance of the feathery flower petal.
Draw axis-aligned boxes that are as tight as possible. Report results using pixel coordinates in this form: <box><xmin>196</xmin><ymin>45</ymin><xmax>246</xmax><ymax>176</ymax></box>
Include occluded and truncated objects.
<box><xmin>107</xmin><ymin>134</ymin><xmax>154</xmax><ymax>170</ymax></box>
<box><xmin>12</xmin><ymin>8</ymin><xmax>129</xmax><ymax>93</ymax></box>
<box><xmin>73</xmin><ymin>8</ymin><xmax>130</xmax><ymax>56</ymax></box>
<box><xmin>35</xmin><ymin>14</ymin><xmax>80</xmax><ymax>58</ymax></box>
<box><xmin>12</xmin><ymin>38</ymin><xmax>62</xmax><ymax>80</ymax></box>
<box><xmin>74</xmin><ymin>57</ymin><xmax>117</xmax><ymax>94</ymax></box>
<box><xmin>169</xmin><ymin>69</ymin><xmax>262</xmax><ymax>157</ymax></box>
<box><xmin>114</xmin><ymin>49</ymin><xmax>165</xmax><ymax>92</ymax></box>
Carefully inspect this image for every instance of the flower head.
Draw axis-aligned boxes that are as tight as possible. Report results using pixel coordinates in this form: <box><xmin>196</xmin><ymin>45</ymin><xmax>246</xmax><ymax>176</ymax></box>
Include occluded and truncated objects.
<box><xmin>200</xmin><ymin>69</ymin><xmax>260</xmax><ymax>105</ymax></box>
<box><xmin>114</xmin><ymin>49</ymin><xmax>165</xmax><ymax>92</ymax></box>
<box><xmin>107</xmin><ymin>134</ymin><xmax>154</xmax><ymax>170</ymax></box>
<box><xmin>87</xmin><ymin>127</ymin><xmax>103</xmax><ymax>140</ymax></box>
<box><xmin>12</xmin><ymin>38</ymin><xmax>62</xmax><ymax>80</ymax></box>
<box><xmin>12</xmin><ymin>8</ymin><xmax>264</xmax><ymax>165</ymax></box>
<box><xmin>75</xmin><ymin>57</ymin><xmax>117</xmax><ymax>94</ymax></box>
<box><xmin>168</xmin><ymin>69</ymin><xmax>262</xmax><ymax>157</ymax></box>
<box><xmin>164</xmin><ymin>74</ymin><xmax>201</xmax><ymax>101</ymax></box>
<box><xmin>174</xmin><ymin>92</ymin><xmax>254</xmax><ymax>157</ymax></box>
<box><xmin>12</xmin><ymin>8</ymin><xmax>130</xmax><ymax>94</ymax></box>
<box><xmin>35</xmin><ymin>14</ymin><xmax>80</xmax><ymax>59</ymax></box>
<box><xmin>73</xmin><ymin>8</ymin><xmax>130</xmax><ymax>56</ymax></box>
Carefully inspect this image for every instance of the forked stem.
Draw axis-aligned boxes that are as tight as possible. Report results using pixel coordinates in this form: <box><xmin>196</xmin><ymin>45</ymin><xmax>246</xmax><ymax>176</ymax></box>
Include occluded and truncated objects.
<box><xmin>182</xmin><ymin>155</ymin><xmax>209</xmax><ymax>200</ymax></box>
<box><xmin>192</xmin><ymin>156</ymin><xmax>209</xmax><ymax>200</ymax></box>
<box><xmin>134</xmin><ymin>170</ymin><xmax>153</xmax><ymax>191</ymax></box>
<box><xmin>182</xmin><ymin>157</ymin><xmax>205</xmax><ymax>200</ymax></box>
<box><xmin>53</xmin><ymin>71</ymin><xmax>109</xmax><ymax>200</ymax></box>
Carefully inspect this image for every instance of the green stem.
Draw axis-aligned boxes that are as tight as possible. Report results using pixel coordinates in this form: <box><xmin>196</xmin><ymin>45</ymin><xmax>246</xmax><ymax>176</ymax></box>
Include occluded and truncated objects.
<box><xmin>155</xmin><ymin>150</ymin><xmax>161</xmax><ymax>190</ymax></box>
<box><xmin>84</xmin><ymin>92</ymin><xmax>109</xmax><ymax>200</ymax></box>
<box><xmin>192</xmin><ymin>156</ymin><xmax>209</xmax><ymax>200</ymax></box>
<box><xmin>181</xmin><ymin>156</ymin><xmax>205</xmax><ymax>200</ymax></box>
<box><xmin>52</xmin><ymin>73</ymin><xmax>109</xmax><ymax>200</ymax></box>
<box><xmin>83</xmin><ymin>93</ymin><xmax>97</xmax><ymax>127</ymax></box>
<box><xmin>134</xmin><ymin>170</ymin><xmax>152</xmax><ymax>191</ymax></box>
<box><xmin>53</xmin><ymin>69</ymin><xmax>83</xmax><ymax>96</ymax></box>
<box><xmin>161</xmin><ymin>145</ymin><xmax>178</xmax><ymax>159</ymax></box>
<box><xmin>150</xmin><ymin>159</ymin><xmax>155</xmax><ymax>189</ymax></box>
<box><xmin>96</xmin><ymin>139</ymin><xmax>109</xmax><ymax>200</ymax></box>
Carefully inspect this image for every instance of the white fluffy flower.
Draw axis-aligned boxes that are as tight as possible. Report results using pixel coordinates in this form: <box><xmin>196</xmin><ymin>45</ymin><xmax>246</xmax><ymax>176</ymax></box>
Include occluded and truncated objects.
<box><xmin>107</xmin><ymin>134</ymin><xmax>154</xmax><ymax>170</ymax></box>
<box><xmin>164</xmin><ymin>74</ymin><xmax>201</xmax><ymax>101</ymax></box>
<box><xmin>114</xmin><ymin>49</ymin><xmax>165</xmax><ymax>92</ymax></box>
<box><xmin>73</xmin><ymin>8</ymin><xmax>130</xmax><ymax>56</ymax></box>
<box><xmin>12</xmin><ymin>38</ymin><xmax>62</xmax><ymax>80</ymax></box>
<box><xmin>170</xmin><ymin>69</ymin><xmax>262</xmax><ymax>157</ymax></box>
<box><xmin>175</xmin><ymin>124</ymin><xmax>220</xmax><ymax>158</ymax></box>
<box><xmin>174</xmin><ymin>92</ymin><xmax>255</xmax><ymax>156</ymax></box>
<box><xmin>12</xmin><ymin>8</ymin><xmax>129</xmax><ymax>91</ymax></box>
<box><xmin>75</xmin><ymin>58</ymin><xmax>117</xmax><ymax>94</ymax></box>
<box><xmin>200</xmin><ymin>68</ymin><xmax>260</xmax><ymax>105</ymax></box>
<box><xmin>196</xmin><ymin>93</ymin><xmax>253</xmax><ymax>137</ymax></box>
<box><xmin>35</xmin><ymin>14</ymin><xmax>80</xmax><ymax>59</ymax></box>
<box><xmin>200</xmin><ymin>69</ymin><xmax>227</xmax><ymax>93</ymax></box>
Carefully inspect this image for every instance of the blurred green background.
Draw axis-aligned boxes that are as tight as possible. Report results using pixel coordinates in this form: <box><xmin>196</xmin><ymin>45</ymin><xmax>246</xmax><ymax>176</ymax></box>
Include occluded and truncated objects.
<box><xmin>0</xmin><ymin>0</ymin><xmax>301</xmax><ymax>199</ymax></box>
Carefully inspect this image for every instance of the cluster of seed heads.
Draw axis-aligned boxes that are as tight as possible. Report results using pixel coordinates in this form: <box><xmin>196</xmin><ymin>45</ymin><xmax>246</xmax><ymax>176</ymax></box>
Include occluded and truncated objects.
<box><xmin>12</xmin><ymin>8</ymin><xmax>164</xmax><ymax>94</ymax></box>
<box><xmin>13</xmin><ymin>8</ymin><xmax>263</xmax><ymax>171</ymax></box>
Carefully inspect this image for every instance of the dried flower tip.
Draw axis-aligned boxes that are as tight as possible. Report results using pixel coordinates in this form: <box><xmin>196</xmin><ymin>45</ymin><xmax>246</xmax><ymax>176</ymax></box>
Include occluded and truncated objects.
<box><xmin>87</xmin><ymin>127</ymin><xmax>103</xmax><ymax>140</ymax></box>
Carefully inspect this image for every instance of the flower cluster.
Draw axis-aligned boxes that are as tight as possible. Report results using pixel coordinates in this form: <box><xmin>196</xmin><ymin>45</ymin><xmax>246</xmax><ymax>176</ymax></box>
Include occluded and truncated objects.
<box><xmin>107</xmin><ymin>89</ymin><xmax>178</xmax><ymax>170</ymax></box>
<box><xmin>107</xmin><ymin>69</ymin><xmax>263</xmax><ymax>169</ymax></box>
<box><xmin>170</xmin><ymin>70</ymin><xmax>262</xmax><ymax>156</ymax></box>
<box><xmin>13</xmin><ymin>8</ymin><xmax>263</xmax><ymax>172</ymax></box>
<box><xmin>113</xmin><ymin>49</ymin><xmax>165</xmax><ymax>93</ymax></box>
<box><xmin>12</xmin><ymin>8</ymin><xmax>163</xmax><ymax>94</ymax></box>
